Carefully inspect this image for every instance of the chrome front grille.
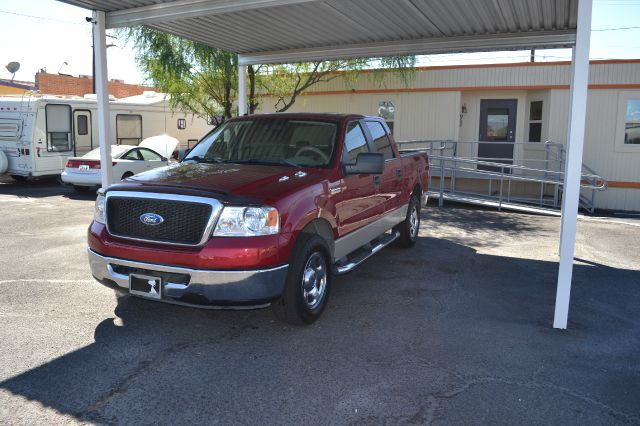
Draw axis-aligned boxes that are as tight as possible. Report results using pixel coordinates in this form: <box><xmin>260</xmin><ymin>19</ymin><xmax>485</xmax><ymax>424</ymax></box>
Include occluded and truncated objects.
<box><xmin>105</xmin><ymin>191</ymin><xmax>222</xmax><ymax>246</ymax></box>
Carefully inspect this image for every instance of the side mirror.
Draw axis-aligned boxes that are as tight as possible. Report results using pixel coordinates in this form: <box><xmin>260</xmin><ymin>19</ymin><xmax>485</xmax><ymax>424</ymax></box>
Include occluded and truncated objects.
<box><xmin>344</xmin><ymin>152</ymin><xmax>384</xmax><ymax>175</ymax></box>
<box><xmin>177</xmin><ymin>148</ymin><xmax>190</xmax><ymax>161</ymax></box>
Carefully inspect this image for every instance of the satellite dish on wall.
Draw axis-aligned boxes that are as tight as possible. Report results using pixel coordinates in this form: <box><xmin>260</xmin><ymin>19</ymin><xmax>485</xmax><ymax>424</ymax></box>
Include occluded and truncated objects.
<box><xmin>6</xmin><ymin>62</ymin><xmax>20</xmax><ymax>81</ymax></box>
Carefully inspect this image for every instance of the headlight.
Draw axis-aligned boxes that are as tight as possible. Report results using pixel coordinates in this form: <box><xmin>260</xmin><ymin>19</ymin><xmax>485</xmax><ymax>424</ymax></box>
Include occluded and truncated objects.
<box><xmin>94</xmin><ymin>192</ymin><xmax>107</xmax><ymax>224</ymax></box>
<box><xmin>213</xmin><ymin>206</ymin><xmax>279</xmax><ymax>237</ymax></box>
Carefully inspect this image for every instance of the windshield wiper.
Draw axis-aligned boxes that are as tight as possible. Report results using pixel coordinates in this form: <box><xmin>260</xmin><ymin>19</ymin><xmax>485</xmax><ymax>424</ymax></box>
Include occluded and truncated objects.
<box><xmin>184</xmin><ymin>155</ymin><xmax>222</xmax><ymax>164</ymax></box>
<box><xmin>230</xmin><ymin>158</ymin><xmax>300</xmax><ymax>168</ymax></box>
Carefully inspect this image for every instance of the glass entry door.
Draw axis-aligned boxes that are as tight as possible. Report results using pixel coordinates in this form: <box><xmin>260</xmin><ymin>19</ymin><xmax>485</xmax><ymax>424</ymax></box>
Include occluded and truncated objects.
<box><xmin>478</xmin><ymin>99</ymin><xmax>517</xmax><ymax>172</ymax></box>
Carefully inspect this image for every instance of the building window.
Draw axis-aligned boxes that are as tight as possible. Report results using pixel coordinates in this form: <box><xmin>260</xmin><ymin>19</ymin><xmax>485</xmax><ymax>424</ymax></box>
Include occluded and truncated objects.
<box><xmin>528</xmin><ymin>101</ymin><xmax>543</xmax><ymax>142</ymax></box>
<box><xmin>45</xmin><ymin>104</ymin><xmax>72</xmax><ymax>152</ymax></box>
<box><xmin>365</xmin><ymin>121</ymin><xmax>395</xmax><ymax>160</ymax></box>
<box><xmin>624</xmin><ymin>99</ymin><xmax>640</xmax><ymax>145</ymax></box>
<box><xmin>378</xmin><ymin>101</ymin><xmax>395</xmax><ymax>135</ymax></box>
<box><xmin>116</xmin><ymin>114</ymin><xmax>143</xmax><ymax>145</ymax></box>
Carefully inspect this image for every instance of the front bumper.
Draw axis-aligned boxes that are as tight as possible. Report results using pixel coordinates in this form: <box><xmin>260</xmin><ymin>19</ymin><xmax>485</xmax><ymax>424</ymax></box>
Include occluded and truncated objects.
<box><xmin>88</xmin><ymin>248</ymin><xmax>288</xmax><ymax>308</ymax></box>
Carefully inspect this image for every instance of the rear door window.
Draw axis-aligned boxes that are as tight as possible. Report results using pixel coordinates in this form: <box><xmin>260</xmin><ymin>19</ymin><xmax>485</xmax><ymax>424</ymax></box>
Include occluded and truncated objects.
<box><xmin>365</xmin><ymin>121</ymin><xmax>394</xmax><ymax>160</ymax></box>
<box><xmin>344</xmin><ymin>122</ymin><xmax>369</xmax><ymax>163</ymax></box>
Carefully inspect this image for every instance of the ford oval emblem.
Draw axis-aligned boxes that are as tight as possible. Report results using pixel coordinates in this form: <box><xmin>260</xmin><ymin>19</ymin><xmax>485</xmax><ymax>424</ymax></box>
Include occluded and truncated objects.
<box><xmin>140</xmin><ymin>213</ymin><xmax>164</xmax><ymax>226</ymax></box>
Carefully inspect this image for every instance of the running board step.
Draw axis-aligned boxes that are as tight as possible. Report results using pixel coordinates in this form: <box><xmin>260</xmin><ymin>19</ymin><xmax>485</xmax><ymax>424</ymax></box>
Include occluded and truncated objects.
<box><xmin>333</xmin><ymin>231</ymin><xmax>400</xmax><ymax>275</ymax></box>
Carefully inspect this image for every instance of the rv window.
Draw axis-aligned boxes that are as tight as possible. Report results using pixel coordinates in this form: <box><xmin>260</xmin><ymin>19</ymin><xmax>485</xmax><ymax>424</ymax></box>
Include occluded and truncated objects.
<box><xmin>45</xmin><ymin>104</ymin><xmax>72</xmax><ymax>152</ymax></box>
<box><xmin>76</xmin><ymin>115</ymin><xmax>89</xmax><ymax>135</ymax></box>
<box><xmin>116</xmin><ymin>114</ymin><xmax>142</xmax><ymax>145</ymax></box>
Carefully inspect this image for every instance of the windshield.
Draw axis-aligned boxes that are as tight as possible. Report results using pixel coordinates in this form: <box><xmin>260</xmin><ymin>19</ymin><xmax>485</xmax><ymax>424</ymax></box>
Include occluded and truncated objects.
<box><xmin>184</xmin><ymin>118</ymin><xmax>338</xmax><ymax>167</ymax></box>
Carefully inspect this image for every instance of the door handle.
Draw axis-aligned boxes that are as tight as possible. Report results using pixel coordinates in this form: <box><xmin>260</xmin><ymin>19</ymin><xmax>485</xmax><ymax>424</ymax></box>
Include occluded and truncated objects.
<box><xmin>373</xmin><ymin>175</ymin><xmax>381</xmax><ymax>187</ymax></box>
<box><xmin>395</xmin><ymin>168</ymin><xmax>403</xmax><ymax>179</ymax></box>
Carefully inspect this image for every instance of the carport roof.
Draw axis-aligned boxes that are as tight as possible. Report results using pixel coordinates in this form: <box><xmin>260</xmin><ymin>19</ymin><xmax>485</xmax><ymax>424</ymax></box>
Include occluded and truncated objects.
<box><xmin>59</xmin><ymin>0</ymin><xmax>579</xmax><ymax>64</ymax></box>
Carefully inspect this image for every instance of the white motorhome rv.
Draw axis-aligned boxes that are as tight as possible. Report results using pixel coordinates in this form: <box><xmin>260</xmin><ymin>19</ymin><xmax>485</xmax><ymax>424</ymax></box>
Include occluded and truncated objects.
<box><xmin>0</xmin><ymin>91</ymin><xmax>211</xmax><ymax>180</ymax></box>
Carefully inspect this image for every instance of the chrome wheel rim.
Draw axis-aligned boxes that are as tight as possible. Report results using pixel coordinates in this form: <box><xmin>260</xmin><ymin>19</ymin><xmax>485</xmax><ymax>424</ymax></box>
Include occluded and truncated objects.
<box><xmin>409</xmin><ymin>204</ymin><xmax>419</xmax><ymax>238</ymax></box>
<box><xmin>301</xmin><ymin>252</ymin><xmax>327</xmax><ymax>310</ymax></box>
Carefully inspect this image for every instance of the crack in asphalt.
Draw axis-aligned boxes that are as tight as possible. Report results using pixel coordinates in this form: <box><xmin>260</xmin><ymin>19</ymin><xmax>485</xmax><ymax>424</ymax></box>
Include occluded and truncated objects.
<box><xmin>422</xmin><ymin>363</ymin><xmax>640</xmax><ymax>425</ymax></box>
<box><xmin>75</xmin><ymin>323</ymin><xmax>250</xmax><ymax>424</ymax></box>
<box><xmin>355</xmin><ymin>355</ymin><xmax>640</xmax><ymax>425</ymax></box>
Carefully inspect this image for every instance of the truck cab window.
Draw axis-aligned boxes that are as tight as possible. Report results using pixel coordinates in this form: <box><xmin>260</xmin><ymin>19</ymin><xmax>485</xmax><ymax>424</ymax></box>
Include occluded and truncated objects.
<box><xmin>365</xmin><ymin>121</ymin><xmax>394</xmax><ymax>160</ymax></box>
<box><xmin>45</xmin><ymin>104</ymin><xmax>72</xmax><ymax>152</ymax></box>
<box><xmin>344</xmin><ymin>122</ymin><xmax>369</xmax><ymax>163</ymax></box>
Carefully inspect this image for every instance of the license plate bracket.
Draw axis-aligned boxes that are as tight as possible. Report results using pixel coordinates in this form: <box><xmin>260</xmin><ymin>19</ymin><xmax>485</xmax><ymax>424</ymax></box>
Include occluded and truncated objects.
<box><xmin>129</xmin><ymin>274</ymin><xmax>162</xmax><ymax>300</ymax></box>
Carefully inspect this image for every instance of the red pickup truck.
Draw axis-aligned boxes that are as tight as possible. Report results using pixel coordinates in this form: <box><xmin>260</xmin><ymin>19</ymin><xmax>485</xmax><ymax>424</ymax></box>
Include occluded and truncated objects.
<box><xmin>88</xmin><ymin>113</ymin><xmax>429</xmax><ymax>324</ymax></box>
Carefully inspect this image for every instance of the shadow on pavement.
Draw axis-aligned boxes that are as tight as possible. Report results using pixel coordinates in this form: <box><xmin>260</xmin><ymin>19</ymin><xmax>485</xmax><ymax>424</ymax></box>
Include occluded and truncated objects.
<box><xmin>0</xmin><ymin>177</ymin><xmax>97</xmax><ymax>201</ymax></box>
<box><xmin>1</xmin><ymin>237</ymin><xmax>639</xmax><ymax>424</ymax></box>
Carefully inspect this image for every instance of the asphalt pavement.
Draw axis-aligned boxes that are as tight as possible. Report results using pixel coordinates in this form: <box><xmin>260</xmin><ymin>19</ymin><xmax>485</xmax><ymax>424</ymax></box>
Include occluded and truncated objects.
<box><xmin>0</xmin><ymin>177</ymin><xmax>638</xmax><ymax>425</ymax></box>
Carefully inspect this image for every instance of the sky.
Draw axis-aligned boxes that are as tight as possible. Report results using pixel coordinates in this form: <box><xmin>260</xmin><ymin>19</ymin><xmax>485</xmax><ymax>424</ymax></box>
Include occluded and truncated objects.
<box><xmin>0</xmin><ymin>0</ymin><xmax>639</xmax><ymax>85</ymax></box>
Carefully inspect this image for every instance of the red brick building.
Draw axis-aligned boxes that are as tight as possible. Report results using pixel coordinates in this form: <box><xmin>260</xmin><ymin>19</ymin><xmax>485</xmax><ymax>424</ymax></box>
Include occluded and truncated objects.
<box><xmin>35</xmin><ymin>72</ymin><xmax>155</xmax><ymax>98</ymax></box>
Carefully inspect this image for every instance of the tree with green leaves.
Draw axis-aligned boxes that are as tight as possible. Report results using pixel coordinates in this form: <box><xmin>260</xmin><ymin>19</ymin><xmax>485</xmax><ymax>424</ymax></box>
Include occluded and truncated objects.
<box><xmin>121</xmin><ymin>27</ymin><xmax>415</xmax><ymax>122</ymax></box>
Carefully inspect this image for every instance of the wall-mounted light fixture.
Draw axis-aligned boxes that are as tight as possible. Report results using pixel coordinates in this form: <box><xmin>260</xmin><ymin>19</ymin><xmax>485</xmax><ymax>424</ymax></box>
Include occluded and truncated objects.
<box><xmin>459</xmin><ymin>103</ymin><xmax>468</xmax><ymax>127</ymax></box>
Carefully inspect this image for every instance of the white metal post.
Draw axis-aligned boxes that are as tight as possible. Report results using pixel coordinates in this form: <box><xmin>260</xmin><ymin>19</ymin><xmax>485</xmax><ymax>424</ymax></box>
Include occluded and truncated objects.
<box><xmin>553</xmin><ymin>0</ymin><xmax>593</xmax><ymax>329</ymax></box>
<box><xmin>93</xmin><ymin>10</ymin><xmax>113</xmax><ymax>189</ymax></box>
<box><xmin>238</xmin><ymin>64</ymin><xmax>247</xmax><ymax>116</ymax></box>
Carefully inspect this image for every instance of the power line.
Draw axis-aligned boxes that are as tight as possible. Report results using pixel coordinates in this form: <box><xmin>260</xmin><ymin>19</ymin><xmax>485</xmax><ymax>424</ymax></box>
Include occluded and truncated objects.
<box><xmin>593</xmin><ymin>26</ymin><xmax>640</xmax><ymax>31</ymax></box>
<box><xmin>0</xmin><ymin>10</ymin><xmax>86</xmax><ymax>26</ymax></box>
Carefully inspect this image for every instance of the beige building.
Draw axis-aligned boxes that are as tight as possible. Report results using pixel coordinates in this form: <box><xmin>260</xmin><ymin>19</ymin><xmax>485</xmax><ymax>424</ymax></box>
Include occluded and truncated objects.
<box><xmin>258</xmin><ymin>59</ymin><xmax>640</xmax><ymax>212</ymax></box>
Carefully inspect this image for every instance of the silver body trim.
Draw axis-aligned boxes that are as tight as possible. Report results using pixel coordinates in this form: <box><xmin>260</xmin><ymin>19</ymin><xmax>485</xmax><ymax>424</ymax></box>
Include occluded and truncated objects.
<box><xmin>105</xmin><ymin>191</ymin><xmax>223</xmax><ymax>247</ymax></box>
<box><xmin>333</xmin><ymin>204</ymin><xmax>408</xmax><ymax>261</ymax></box>
<box><xmin>334</xmin><ymin>231</ymin><xmax>400</xmax><ymax>275</ymax></box>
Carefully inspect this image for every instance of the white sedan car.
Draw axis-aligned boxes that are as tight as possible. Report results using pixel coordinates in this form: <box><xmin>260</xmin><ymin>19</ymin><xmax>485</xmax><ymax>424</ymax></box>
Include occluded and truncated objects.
<box><xmin>61</xmin><ymin>135</ymin><xmax>179</xmax><ymax>191</ymax></box>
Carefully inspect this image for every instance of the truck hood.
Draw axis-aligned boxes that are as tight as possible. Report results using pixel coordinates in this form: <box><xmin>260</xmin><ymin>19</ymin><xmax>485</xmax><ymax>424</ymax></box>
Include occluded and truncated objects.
<box><xmin>112</xmin><ymin>162</ymin><xmax>326</xmax><ymax>204</ymax></box>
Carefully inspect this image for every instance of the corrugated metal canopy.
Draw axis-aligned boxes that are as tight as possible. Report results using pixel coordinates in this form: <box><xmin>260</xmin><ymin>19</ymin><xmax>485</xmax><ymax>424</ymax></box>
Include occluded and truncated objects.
<box><xmin>59</xmin><ymin>0</ymin><xmax>579</xmax><ymax>64</ymax></box>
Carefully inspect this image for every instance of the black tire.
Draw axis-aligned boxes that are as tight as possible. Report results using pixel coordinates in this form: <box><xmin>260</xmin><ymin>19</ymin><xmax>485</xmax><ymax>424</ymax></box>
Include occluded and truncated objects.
<box><xmin>272</xmin><ymin>233</ymin><xmax>332</xmax><ymax>325</ymax></box>
<box><xmin>10</xmin><ymin>174</ymin><xmax>28</xmax><ymax>182</ymax></box>
<box><xmin>121</xmin><ymin>172</ymin><xmax>134</xmax><ymax>180</ymax></box>
<box><xmin>72</xmin><ymin>185</ymin><xmax>91</xmax><ymax>192</ymax></box>
<box><xmin>395</xmin><ymin>193</ymin><xmax>421</xmax><ymax>248</ymax></box>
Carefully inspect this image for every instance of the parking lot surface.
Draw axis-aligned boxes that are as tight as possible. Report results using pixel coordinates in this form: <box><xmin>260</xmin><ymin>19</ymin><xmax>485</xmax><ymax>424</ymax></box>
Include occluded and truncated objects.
<box><xmin>0</xmin><ymin>178</ymin><xmax>639</xmax><ymax>425</ymax></box>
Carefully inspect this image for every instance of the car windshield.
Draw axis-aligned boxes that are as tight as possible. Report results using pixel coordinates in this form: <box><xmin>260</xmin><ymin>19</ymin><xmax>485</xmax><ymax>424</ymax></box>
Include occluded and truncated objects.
<box><xmin>184</xmin><ymin>118</ymin><xmax>338</xmax><ymax>167</ymax></box>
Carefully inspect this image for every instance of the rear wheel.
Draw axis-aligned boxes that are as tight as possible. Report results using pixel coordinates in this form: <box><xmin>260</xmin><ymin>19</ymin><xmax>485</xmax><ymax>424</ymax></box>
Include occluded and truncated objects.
<box><xmin>10</xmin><ymin>174</ymin><xmax>28</xmax><ymax>182</ymax></box>
<box><xmin>272</xmin><ymin>233</ymin><xmax>331</xmax><ymax>325</ymax></box>
<box><xmin>72</xmin><ymin>185</ymin><xmax>91</xmax><ymax>192</ymax></box>
<box><xmin>395</xmin><ymin>193</ymin><xmax>420</xmax><ymax>248</ymax></box>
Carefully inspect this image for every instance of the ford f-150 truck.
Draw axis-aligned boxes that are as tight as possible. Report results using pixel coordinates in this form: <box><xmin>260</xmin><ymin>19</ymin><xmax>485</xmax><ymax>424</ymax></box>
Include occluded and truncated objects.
<box><xmin>88</xmin><ymin>113</ymin><xmax>429</xmax><ymax>324</ymax></box>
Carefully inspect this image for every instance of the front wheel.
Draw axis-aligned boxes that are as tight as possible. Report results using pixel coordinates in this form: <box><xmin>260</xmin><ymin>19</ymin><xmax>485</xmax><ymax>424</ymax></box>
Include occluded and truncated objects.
<box><xmin>395</xmin><ymin>194</ymin><xmax>421</xmax><ymax>248</ymax></box>
<box><xmin>272</xmin><ymin>234</ymin><xmax>332</xmax><ymax>325</ymax></box>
